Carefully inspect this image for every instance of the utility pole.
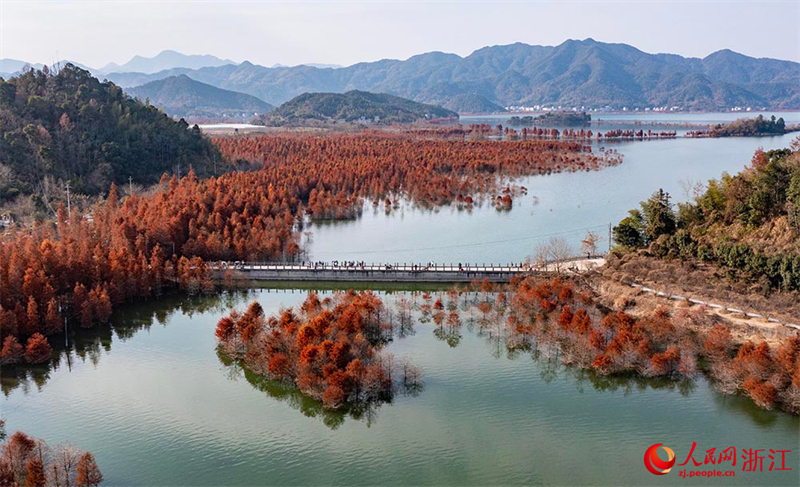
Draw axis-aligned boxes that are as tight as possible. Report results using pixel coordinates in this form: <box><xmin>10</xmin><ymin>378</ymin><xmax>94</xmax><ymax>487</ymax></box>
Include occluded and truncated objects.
<box><xmin>65</xmin><ymin>182</ymin><xmax>71</xmax><ymax>219</ymax></box>
<box><xmin>608</xmin><ymin>223</ymin><xmax>612</xmax><ymax>254</ymax></box>
<box><xmin>62</xmin><ymin>299</ymin><xmax>69</xmax><ymax>349</ymax></box>
<box><xmin>129</xmin><ymin>176</ymin><xmax>134</xmax><ymax>196</ymax></box>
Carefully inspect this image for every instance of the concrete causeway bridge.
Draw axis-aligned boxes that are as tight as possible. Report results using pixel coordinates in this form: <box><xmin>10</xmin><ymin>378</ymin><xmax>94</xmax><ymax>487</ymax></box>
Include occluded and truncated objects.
<box><xmin>211</xmin><ymin>259</ymin><xmax>800</xmax><ymax>330</ymax></box>
<box><xmin>212</xmin><ymin>258</ymin><xmax>605</xmax><ymax>283</ymax></box>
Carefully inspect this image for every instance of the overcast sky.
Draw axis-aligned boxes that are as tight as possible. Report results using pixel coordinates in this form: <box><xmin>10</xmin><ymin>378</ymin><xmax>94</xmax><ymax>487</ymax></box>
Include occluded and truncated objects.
<box><xmin>2</xmin><ymin>0</ymin><xmax>798</xmax><ymax>68</ymax></box>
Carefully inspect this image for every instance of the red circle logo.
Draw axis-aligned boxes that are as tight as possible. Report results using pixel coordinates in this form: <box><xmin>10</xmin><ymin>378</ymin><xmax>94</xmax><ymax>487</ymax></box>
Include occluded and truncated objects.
<box><xmin>644</xmin><ymin>444</ymin><xmax>676</xmax><ymax>475</ymax></box>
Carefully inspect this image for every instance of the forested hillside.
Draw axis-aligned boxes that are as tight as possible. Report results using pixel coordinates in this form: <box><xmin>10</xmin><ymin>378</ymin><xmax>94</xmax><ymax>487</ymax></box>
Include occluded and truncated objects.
<box><xmin>612</xmin><ymin>142</ymin><xmax>800</xmax><ymax>296</ymax></box>
<box><xmin>128</xmin><ymin>75</ymin><xmax>273</xmax><ymax>120</ymax></box>
<box><xmin>0</xmin><ymin>65</ymin><xmax>218</xmax><ymax>203</ymax></box>
<box><xmin>261</xmin><ymin>91</ymin><xmax>457</xmax><ymax>125</ymax></box>
<box><xmin>440</xmin><ymin>93</ymin><xmax>506</xmax><ymax>113</ymax></box>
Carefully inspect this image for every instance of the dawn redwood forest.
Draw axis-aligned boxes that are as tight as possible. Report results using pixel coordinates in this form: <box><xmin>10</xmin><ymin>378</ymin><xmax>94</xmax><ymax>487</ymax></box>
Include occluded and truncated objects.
<box><xmin>216</xmin><ymin>292</ymin><xmax>406</xmax><ymax>410</ymax></box>
<box><xmin>0</xmin><ymin>83</ymin><xmax>798</xmax><ymax>418</ymax></box>
<box><xmin>0</xmin><ymin>131</ymin><xmax>619</xmax><ymax>368</ymax></box>
<box><xmin>2</xmin><ymin>2</ymin><xmax>800</xmax><ymax>484</ymax></box>
<box><xmin>216</xmin><ymin>275</ymin><xmax>800</xmax><ymax>415</ymax></box>
<box><xmin>499</xmin><ymin>277</ymin><xmax>800</xmax><ymax>413</ymax></box>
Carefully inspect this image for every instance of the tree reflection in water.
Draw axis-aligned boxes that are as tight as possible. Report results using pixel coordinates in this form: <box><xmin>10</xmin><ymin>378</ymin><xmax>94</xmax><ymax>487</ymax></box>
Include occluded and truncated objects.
<box><xmin>1</xmin><ymin>290</ymin><xmax>255</xmax><ymax>396</ymax></box>
<box><xmin>1</xmin><ymin>287</ymin><xmax>789</xmax><ymax>427</ymax></box>
<box><xmin>221</xmin><ymin>287</ymin><xmax>795</xmax><ymax>426</ymax></box>
<box><xmin>217</xmin><ymin>346</ymin><xmax>384</xmax><ymax>430</ymax></box>
<box><xmin>214</xmin><ymin>290</ymin><xmax>426</xmax><ymax>430</ymax></box>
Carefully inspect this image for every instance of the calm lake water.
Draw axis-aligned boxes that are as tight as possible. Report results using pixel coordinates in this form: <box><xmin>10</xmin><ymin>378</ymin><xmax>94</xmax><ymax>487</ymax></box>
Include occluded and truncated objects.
<box><xmin>308</xmin><ymin>113</ymin><xmax>800</xmax><ymax>263</ymax></box>
<box><xmin>2</xmin><ymin>289</ymin><xmax>798</xmax><ymax>486</ymax></box>
<box><xmin>3</xmin><ymin>114</ymin><xmax>800</xmax><ymax>486</ymax></box>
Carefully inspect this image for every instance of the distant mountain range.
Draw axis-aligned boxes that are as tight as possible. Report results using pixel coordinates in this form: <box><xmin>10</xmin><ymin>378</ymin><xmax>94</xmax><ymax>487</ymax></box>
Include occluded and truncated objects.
<box><xmin>1</xmin><ymin>51</ymin><xmax>343</xmax><ymax>80</ymax></box>
<box><xmin>272</xmin><ymin>63</ymin><xmax>343</xmax><ymax>70</ymax></box>
<box><xmin>0</xmin><ymin>58</ymin><xmax>44</xmax><ymax>76</ymax></box>
<box><xmin>127</xmin><ymin>75</ymin><xmax>273</xmax><ymax>120</ymax></box>
<box><xmin>5</xmin><ymin>40</ymin><xmax>799</xmax><ymax>113</ymax></box>
<box><xmin>99</xmin><ymin>40</ymin><xmax>799</xmax><ymax>112</ymax></box>
<box><xmin>99</xmin><ymin>50</ymin><xmax>236</xmax><ymax>74</ymax></box>
<box><xmin>0</xmin><ymin>58</ymin><xmax>94</xmax><ymax>79</ymax></box>
<box><xmin>261</xmin><ymin>90</ymin><xmax>457</xmax><ymax>125</ymax></box>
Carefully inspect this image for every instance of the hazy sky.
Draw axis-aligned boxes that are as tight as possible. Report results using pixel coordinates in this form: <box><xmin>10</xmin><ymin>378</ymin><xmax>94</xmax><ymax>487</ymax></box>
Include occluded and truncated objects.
<box><xmin>2</xmin><ymin>0</ymin><xmax>798</xmax><ymax>68</ymax></box>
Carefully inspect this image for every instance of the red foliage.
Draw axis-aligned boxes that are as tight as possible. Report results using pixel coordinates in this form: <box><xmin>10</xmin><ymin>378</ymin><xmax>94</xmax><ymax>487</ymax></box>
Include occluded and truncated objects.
<box><xmin>267</xmin><ymin>353</ymin><xmax>290</xmax><ymax>378</ymax></box>
<box><xmin>0</xmin><ymin>181</ymin><xmax>213</xmax><ymax>359</ymax></box>
<box><xmin>215</xmin><ymin>291</ymin><xmax>405</xmax><ymax>409</ymax></box>
<box><xmin>0</xmin><ymin>336</ymin><xmax>24</xmax><ymax>365</ymax></box>
<box><xmin>25</xmin><ymin>457</ymin><xmax>46</xmax><ymax>487</ymax></box>
<box><xmin>23</xmin><ymin>334</ymin><xmax>51</xmax><ymax>364</ymax></box>
<box><xmin>650</xmin><ymin>347</ymin><xmax>681</xmax><ymax>377</ymax></box>
<box><xmin>540</xmin><ymin>299</ymin><xmax>556</xmax><ymax>313</ymax></box>
<box><xmin>592</xmin><ymin>354</ymin><xmax>612</xmax><ymax>374</ymax></box>
<box><xmin>703</xmin><ymin>323</ymin><xmax>733</xmax><ymax>359</ymax></box>
<box><xmin>505</xmin><ymin>275</ymin><xmax>800</xmax><ymax>414</ymax></box>
<box><xmin>0</xmin><ymin>430</ymin><xmax>100</xmax><ymax>487</ymax></box>
<box><xmin>322</xmin><ymin>385</ymin><xmax>345</xmax><ymax>409</ymax></box>
<box><xmin>75</xmin><ymin>452</ymin><xmax>103</xmax><ymax>487</ymax></box>
<box><xmin>557</xmin><ymin>305</ymin><xmax>574</xmax><ymax>329</ymax></box>
<box><xmin>510</xmin><ymin>278</ymin><xmax>686</xmax><ymax>378</ymax></box>
<box><xmin>743</xmin><ymin>377</ymin><xmax>778</xmax><ymax>409</ymax></box>
<box><xmin>2</xmin><ymin>132</ymin><xmax>620</xmax><ymax>367</ymax></box>
<box><xmin>214</xmin><ymin>317</ymin><xmax>235</xmax><ymax>341</ymax></box>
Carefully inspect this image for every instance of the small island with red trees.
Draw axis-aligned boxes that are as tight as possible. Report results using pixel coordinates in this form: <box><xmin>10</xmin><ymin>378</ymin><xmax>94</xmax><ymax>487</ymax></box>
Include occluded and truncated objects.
<box><xmin>215</xmin><ymin>291</ymin><xmax>420</xmax><ymax>410</ymax></box>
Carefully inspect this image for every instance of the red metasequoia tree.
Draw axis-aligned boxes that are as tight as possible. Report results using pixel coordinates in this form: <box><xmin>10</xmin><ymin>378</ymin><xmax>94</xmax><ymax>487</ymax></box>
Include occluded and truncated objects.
<box><xmin>23</xmin><ymin>334</ymin><xmax>52</xmax><ymax>364</ymax></box>
<box><xmin>0</xmin><ymin>430</ymin><xmax>101</xmax><ymax>487</ymax></box>
<box><xmin>215</xmin><ymin>291</ymin><xmax>409</xmax><ymax>409</ymax></box>
<box><xmin>497</xmin><ymin>276</ymin><xmax>800</xmax><ymax>414</ymax></box>
<box><xmin>75</xmin><ymin>452</ymin><xmax>103</xmax><ymax>487</ymax></box>
<box><xmin>1</xmin><ymin>132</ymin><xmax>620</xmax><ymax>367</ymax></box>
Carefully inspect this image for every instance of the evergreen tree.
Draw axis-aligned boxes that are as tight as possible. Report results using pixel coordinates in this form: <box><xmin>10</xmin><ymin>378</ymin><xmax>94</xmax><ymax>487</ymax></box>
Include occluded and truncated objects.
<box><xmin>641</xmin><ymin>189</ymin><xmax>676</xmax><ymax>243</ymax></box>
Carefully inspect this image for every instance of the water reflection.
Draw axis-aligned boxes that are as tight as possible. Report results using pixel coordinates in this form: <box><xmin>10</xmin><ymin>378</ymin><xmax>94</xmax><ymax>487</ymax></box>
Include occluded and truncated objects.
<box><xmin>0</xmin><ymin>290</ymin><xmax>256</xmax><ymax>396</ymax></box>
<box><xmin>216</xmin><ymin>288</ymin><xmax>799</xmax><ymax>429</ymax></box>
<box><xmin>308</xmin><ymin>130</ymin><xmax>800</xmax><ymax>263</ymax></box>
<box><xmin>213</xmin><ymin>291</ymin><xmax>427</xmax><ymax>430</ymax></box>
<box><xmin>217</xmin><ymin>347</ymin><xmax>388</xmax><ymax>430</ymax></box>
<box><xmin>2</xmin><ymin>287</ymin><xmax>795</xmax><ymax>431</ymax></box>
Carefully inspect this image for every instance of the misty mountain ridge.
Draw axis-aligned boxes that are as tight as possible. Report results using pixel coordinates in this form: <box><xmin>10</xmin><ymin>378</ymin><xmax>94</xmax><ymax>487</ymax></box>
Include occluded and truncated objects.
<box><xmin>1</xmin><ymin>51</ymin><xmax>235</xmax><ymax>78</ymax></box>
<box><xmin>6</xmin><ymin>40</ymin><xmax>799</xmax><ymax>112</ymax></box>
<box><xmin>99</xmin><ymin>50</ymin><xmax>236</xmax><ymax>74</ymax></box>
<box><xmin>127</xmin><ymin>75</ymin><xmax>273</xmax><ymax>121</ymax></box>
<box><xmin>102</xmin><ymin>39</ymin><xmax>798</xmax><ymax>112</ymax></box>
<box><xmin>271</xmin><ymin>63</ymin><xmax>344</xmax><ymax>69</ymax></box>
<box><xmin>0</xmin><ymin>58</ymin><xmax>95</xmax><ymax>79</ymax></box>
<box><xmin>2</xmin><ymin>51</ymin><xmax>347</xmax><ymax>81</ymax></box>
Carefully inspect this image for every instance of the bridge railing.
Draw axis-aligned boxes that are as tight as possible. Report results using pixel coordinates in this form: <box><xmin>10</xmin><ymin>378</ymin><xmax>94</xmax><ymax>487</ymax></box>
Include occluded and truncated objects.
<box><xmin>209</xmin><ymin>255</ymin><xmax>605</xmax><ymax>274</ymax></box>
<box><xmin>210</xmin><ymin>262</ymin><xmax>529</xmax><ymax>272</ymax></box>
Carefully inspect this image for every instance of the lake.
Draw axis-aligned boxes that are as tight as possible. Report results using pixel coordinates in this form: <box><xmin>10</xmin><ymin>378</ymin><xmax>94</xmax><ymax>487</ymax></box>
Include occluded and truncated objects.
<box><xmin>308</xmin><ymin>113</ymin><xmax>800</xmax><ymax>263</ymax></box>
<box><xmin>3</xmin><ymin>113</ymin><xmax>800</xmax><ymax>485</ymax></box>
<box><xmin>2</xmin><ymin>289</ymin><xmax>797</xmax><ymax>486</ymax></box>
